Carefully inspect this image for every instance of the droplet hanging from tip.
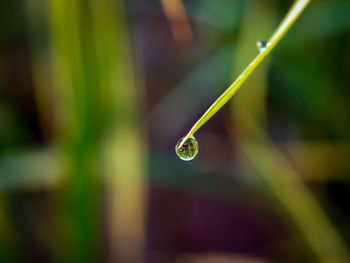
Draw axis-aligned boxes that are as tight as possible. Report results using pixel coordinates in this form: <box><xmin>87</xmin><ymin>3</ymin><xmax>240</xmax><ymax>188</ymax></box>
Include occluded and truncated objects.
<box><xmin>175</xmin><ymin>136</ymin><xmax>199</xmax><ymax>161</ymax></box>
<box><xmin>256</xmin><ymin>39</ymin><xmax>270</xmax><ymax>52</ymax></box>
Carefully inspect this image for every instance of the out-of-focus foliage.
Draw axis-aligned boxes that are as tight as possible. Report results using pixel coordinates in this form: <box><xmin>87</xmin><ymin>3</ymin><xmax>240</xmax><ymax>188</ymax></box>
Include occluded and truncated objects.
<box><xmin>0</xmin><ymin>0</ymin><xmax>350</xmax><ymax>262</ymax></box>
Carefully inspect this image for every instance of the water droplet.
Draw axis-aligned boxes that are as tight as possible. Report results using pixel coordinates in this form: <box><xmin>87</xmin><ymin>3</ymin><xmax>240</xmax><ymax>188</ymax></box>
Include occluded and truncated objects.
<box><xmin>175</xmin><ymin>136</ymin><xmax>199</xmax><ymax>161</ymax></box>
<box><xmin>256</xmin><ymin>39</ymin><xmax>270</xmax><ymax>52</ymax></box>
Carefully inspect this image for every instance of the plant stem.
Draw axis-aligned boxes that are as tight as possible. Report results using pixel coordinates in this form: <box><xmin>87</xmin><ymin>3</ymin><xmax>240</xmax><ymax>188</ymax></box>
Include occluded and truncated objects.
<box><xmin>178</xmin><ymin>0</ymin><xmax>311</xmax><ymax>148</ymax></box>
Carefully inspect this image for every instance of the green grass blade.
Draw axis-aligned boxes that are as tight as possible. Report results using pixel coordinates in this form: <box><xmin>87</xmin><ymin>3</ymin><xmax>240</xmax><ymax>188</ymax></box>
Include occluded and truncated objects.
<box><xmin>178</xmin><ymin>0</ymin><xmax>311</xmax><ymax>148</ymax></box>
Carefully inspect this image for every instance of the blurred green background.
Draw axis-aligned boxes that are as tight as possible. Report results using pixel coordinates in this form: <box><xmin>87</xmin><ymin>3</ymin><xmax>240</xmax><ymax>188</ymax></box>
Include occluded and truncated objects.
<box><xmin>1</xmin><ymin>0</ymin><xmax>350</xmax><ymax>262</ymax></box>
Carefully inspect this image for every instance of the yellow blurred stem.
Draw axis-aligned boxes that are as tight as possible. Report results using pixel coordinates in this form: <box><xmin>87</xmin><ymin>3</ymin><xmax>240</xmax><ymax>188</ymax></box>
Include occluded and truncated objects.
<box><xmin>178</xmin><ymin>0</ymin><xmax>310</xmax><ymax>148</ymax></box>
<box><xmin>90</xmin><ymin>0</ymin><xmax>146</xmax><ymax>262</ymax></box>
<box><xmin>230</xmin><ymin>1</ymin><xmax>349</xmax><ymax>261</ymax></box>
<box><xmin>238</xmin><ymin>114</ymin><xmax>350</xmax><ymax>262</ymax></box>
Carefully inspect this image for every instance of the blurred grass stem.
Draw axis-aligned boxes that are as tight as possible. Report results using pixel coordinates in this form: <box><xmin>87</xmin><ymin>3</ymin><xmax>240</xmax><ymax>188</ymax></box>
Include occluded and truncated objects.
<box><xmin>160</xmin><ymin>0</ymin><xmax>192</xmax><ymax>44</ymax></box>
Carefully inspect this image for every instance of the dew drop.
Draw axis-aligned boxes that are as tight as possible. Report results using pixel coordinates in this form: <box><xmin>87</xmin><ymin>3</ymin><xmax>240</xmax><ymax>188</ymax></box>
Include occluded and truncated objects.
<box><xmin>175</xmin><ymin>136</ymin><xmax>199</xmax><ymax>161</ymax></box>
<box><xmin>256</xmin><ymin>39</ymin><xmax>270</xmax><ymax>52</ymax></box>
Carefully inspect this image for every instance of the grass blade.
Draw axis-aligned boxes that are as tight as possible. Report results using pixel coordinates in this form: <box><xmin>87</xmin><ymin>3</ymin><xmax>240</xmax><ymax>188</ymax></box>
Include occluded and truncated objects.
<box><xmin>178</xmin><ymin>0</ymin><xmax>311</xmax><ymax>148</ymax></box>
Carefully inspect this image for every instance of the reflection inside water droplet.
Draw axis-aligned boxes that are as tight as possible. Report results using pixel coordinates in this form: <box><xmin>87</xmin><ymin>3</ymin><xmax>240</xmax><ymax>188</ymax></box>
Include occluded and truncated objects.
<box><xmin>256</xmin><ymin>39</ymin><xmax>270</xmax><ymax>52</ymax></box>
<box><xmin>175</xmin><ymin>136</ymin><xmax>199</xmax><ymax>161</ymax></box>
